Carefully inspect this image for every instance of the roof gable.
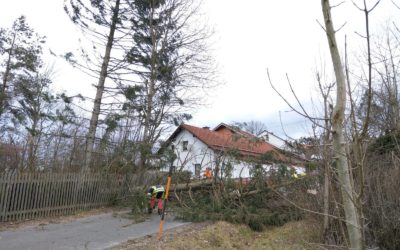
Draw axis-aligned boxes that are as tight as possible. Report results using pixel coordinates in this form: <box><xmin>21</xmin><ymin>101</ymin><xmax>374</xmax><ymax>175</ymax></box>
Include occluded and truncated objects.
<box><xmin>163</xmin><ymin>123</ymin><xmax>309</xmax><ymax>166</ymax></box>
<box><xmin>165</xmin><ymin>123</ymin><xmax>292</xmax><ymax>162</ymax></box>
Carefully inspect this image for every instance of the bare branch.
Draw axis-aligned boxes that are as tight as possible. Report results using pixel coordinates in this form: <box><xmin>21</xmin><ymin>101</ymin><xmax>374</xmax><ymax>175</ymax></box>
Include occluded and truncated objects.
<box><xmin>286</xmin><ymin>74</ymin><xmax>324</xmax><ymax>121</ymax></box>
<box><xmin>360</xmin><ymin>0</ymin><xmax>378</xmax><ymax>138</ymax></box>
<box><xmin>351</xmin><ymin>0</ymin><xmax>363</xmax><ymax>11</ymax></box>
<box><xmin>335</xmin><ymin>22</ymin><xmax>347</xmax><ymax>33</ymax></box>
<box><xmin>392</xmin><ymin>0</ymin><xmax>400</xmax><ymax>9</ymax></box>
<box><xmin>270</xmin><ymin>187</ymin><xmax>362</xmax><ymax>229</ymax></box>
<box><xmin>278</xmin><ymin>111</ymin><xmax>296</xmax><ymax>141</ymax></box>
<box><xmin>369</xmin><ymin>0</ymin><xmax>381</xmax><ymax>12</ymax></box>
<box><xmin>331</xmin><ymin>1</ymin><xmax>345</xmax><ymax>8</ymax></box>
<box><xmin>267</xmin><ymin>69</ymin><xmax>326</xmax><ymax>122</ymax></box>
<box><xmin>317</xmin><ymin>19</ymin><xmax>327</xmax><ymax>33</ymax></box>
<box><xmin>354</xmin><ymin>31</ymin><xmax>367</xmax><ymax>39</ymax></box>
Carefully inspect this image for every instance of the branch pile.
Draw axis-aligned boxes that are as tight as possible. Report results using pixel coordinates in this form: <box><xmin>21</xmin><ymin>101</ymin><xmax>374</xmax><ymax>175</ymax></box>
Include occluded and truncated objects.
<box><xmin>169</xmin><ymin>176</ymin><xmax>318</xmax><ymax>231</ymax></box>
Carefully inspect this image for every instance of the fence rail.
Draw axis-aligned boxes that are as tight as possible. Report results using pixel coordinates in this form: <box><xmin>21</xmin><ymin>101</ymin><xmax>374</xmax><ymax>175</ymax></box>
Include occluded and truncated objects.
<box><xmin>0</xmin><ymin>172</ymin><xmax>161</xmax><ymax>222</ymax></box>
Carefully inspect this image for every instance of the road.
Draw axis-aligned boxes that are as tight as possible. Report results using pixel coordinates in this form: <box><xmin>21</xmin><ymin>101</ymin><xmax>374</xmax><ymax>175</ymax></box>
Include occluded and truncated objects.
<box><xmin>0</xmin><ymin>211</ymin><xmax>189</xmax><ymax>250</ymax></box>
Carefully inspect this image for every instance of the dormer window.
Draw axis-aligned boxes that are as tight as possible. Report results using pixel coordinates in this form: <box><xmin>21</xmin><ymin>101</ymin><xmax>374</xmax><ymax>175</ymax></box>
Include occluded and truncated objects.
<box><xmin>182</xmin><ymin>141</ymin><xmax>188</xmax><ymax>151</ymax></box>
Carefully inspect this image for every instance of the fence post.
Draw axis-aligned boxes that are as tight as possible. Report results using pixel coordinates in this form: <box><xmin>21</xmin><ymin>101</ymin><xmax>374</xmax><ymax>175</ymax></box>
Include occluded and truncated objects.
<box><xmin>0</xmin><ymin>172</ymin><xmax>10</xmax><ymax>221</ymax></box>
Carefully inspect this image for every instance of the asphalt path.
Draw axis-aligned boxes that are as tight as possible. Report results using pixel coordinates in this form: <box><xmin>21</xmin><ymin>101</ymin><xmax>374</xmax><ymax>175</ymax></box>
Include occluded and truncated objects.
<box><xmin>0</xmin><ymin>211</ymin><xmax>189</xmax><ymax>250</ymax></box>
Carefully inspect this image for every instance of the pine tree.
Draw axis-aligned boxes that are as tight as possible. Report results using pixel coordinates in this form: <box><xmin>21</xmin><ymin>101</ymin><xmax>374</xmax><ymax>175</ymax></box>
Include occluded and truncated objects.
<box><xmin>0</xmin><ymin>16</ymin><xmax>45</xmax><ymax>118</ymax></box>
<box><xmin>125</xmin><ymin>0</ymin><xmax>214</xmax><ymax>168</ymax></box>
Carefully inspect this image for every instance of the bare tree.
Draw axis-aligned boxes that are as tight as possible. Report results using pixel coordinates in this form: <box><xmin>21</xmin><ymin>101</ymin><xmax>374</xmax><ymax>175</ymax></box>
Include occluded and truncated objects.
<box><xmin>366</xmin><ymin>25</ymin><xmax>400</xmax><ymax>135</ymax></box>
<box><xmin>231</xmin><ymin>121</ymin><xmax>268</xmax><ymax>137</ymax></box>
<box><xmin>321</xmin><ymin>0</ymin><xmax>363</xmax><ymax>248</ymax></box>
<box><xmin>315</xmin><ymin>70</ymin><xmax>334</xmax><ymax>239</ymax></box>
<box><xmin>64</xmin><ymin>0</ymin><xmax>124</xmax><ymax>170</ymax></box>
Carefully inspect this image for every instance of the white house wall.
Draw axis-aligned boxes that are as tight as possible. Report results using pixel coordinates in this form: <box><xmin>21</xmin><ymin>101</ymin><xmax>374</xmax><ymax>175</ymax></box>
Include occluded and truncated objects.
<box><xmin>170</xmin><ymin>129</ymin><xmax>215</xmax><ymax>177</ymax></box>
<box><xmin>221</xmin><ymin>158</ymin><xmax>251</xmax><ymax>179</ymax></box>
<box><xmin>169</xmin><ymin>129</ymin><xmax>305</xmax><ymax>179</ymax></box>
<box><xmin>170</xmin><ymin>129</ymin><xmax>252</xmax><ymax>178</ymax></box>
<box><xmin>265</xmin><ymin>133</ymin><xmax>286</xmax><ymax>149</ymax></box>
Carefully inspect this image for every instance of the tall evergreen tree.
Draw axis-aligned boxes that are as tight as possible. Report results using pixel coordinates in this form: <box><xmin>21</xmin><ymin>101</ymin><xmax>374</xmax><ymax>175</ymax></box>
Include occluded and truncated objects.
<box><xmin>0</xmin><ymin>16</ymin><xmax>45</xmax><ymax>118</ymax></box>
<box><xmin>12</xmin><ymin>69</ymin><xmax>58</xmax><ymax>170</ymax></box>
<box><xmin>125</xmin><ymin>0</ymin><xmax>214</xmax><ymax>168</ymax></box>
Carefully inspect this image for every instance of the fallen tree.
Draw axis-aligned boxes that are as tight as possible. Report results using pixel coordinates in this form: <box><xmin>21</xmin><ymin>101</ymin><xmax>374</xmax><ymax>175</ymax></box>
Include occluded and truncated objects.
<box><xmin>169</xmin><ymin>173</ymin><xmax>319</xmax><ymax>231</ymax></box>
<box><xmin>122</xmin><ymin>165</ymin><xmax>319</xmax><ymax>233</ymax></box>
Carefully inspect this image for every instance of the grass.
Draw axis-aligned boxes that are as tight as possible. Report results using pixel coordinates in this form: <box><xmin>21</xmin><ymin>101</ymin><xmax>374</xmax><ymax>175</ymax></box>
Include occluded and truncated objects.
<box><xmin>114</xmin><ymin>219</ymin><xmax>322</xmax><ymax>250</ymax></box>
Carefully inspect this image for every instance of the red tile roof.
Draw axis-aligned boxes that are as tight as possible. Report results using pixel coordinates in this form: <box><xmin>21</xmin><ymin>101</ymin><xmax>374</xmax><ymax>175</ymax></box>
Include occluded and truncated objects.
<box><xmin>175</xmin><ymin>123</ymin><xmax>288</xmax><ymax>161</ymax></box>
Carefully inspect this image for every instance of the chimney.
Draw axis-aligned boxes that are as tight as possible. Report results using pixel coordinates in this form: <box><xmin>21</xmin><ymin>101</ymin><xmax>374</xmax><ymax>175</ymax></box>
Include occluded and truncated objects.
<box><xmin>202</xmin><ymin>126</ymin><xmax>210</xmax><ymax>130</ymax></box>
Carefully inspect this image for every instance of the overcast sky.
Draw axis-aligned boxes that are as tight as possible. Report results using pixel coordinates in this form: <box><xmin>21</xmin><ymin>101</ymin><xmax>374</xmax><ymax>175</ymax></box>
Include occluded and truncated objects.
<box><xmin>0</xmin><ymin>0</ymin><xmax>398</xmax><ymax>139</ymax></box>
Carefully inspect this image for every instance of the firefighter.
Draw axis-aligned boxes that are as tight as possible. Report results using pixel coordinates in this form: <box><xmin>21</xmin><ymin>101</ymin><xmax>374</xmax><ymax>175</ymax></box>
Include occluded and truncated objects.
<box><xmin>147</xmin><ymin>185</ymin><xmax>165</xmax><ymax>215</ymax></box>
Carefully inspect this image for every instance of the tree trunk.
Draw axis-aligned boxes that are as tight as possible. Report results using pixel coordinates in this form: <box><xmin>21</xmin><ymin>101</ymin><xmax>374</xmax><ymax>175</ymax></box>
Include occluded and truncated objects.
<box><xmin>84</xmin><ymin>0</ymin><xmax>121</xmax><ymax>171</ymax></box>
<box><xmin>0</xmin><ymin>33</ymin><xmax>16</xmax><ymax>116</ymax></box>
<box><xmin>27</xmin><ymin>82</ymin><xmax>41</xmax><ymax>171</ymax></box>
<box><xmin>323</xmin><ymin>160</ymin><xmax>330</xmax><ymax>233</ymax></box>
<box><xmin>321</xmin><ymin>1</ymin><xmax>363</xmax><ymax>249</ymax></box>
<box><xmin>388</xmin><ymin>40</ymin><xmax>400</xmax><ymax>131</ymax></box>
<box><xmin>27</xmin><ymin>119</ymin><xmax>38</xmax><ymax>171</ymax></box>
<box><xmin>52</xmin><ymin>123</ymin><xmax>65</xmax><ymax>169</ymax></box>
<box><xmin>139</xmin><ymin>2</ymin><xmax>157</xmax><ymax>169</ymax></box>
<box><xmin>319</xmin><ymin>75</ymin><xmax>331</xmax><ymax>237</ymax></box>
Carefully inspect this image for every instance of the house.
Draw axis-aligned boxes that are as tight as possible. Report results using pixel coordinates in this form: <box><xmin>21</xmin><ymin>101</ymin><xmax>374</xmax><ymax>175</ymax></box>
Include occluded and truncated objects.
<box><xmin>162</xmin><ymin>123</ymin><xmax>306</xmax><ymax>179</ymax></box>
<box><xmin>260</xmin><ymin>131</ymin><xmax>321</xmax><ymax>160</ymax></box>
<box><xmin>258</xmin><ymin>130</ymin><xmax>288</xmax><ymax>149</ymax></box>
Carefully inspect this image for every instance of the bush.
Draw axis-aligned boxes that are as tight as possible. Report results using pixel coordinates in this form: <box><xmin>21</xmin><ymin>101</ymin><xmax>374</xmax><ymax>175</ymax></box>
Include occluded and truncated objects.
<box><xmin>364</xmin><ymin>151</ymin><xmax>400</xmax><ymax>249</ymax></box>
<box><xmin>368</xmin><ymin>132</ymin><xmax>400</xmax><ymax>154</ymax></box>
<box><xmin>129</xmin><ymin>189</ymin><xmax>148</xmax><ymax>213</ymax></box>
<box><xmin>248</xmin><ymin>216</ymin><xmax>264</xmax><ymax>231</ymax></box>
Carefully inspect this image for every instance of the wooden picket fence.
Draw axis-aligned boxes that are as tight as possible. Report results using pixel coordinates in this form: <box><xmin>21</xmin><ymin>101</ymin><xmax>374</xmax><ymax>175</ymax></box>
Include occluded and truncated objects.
<box><xmin>0</xmin><ymin>171</ymin><xmax>160</xmax><ymax>222</ymax></box>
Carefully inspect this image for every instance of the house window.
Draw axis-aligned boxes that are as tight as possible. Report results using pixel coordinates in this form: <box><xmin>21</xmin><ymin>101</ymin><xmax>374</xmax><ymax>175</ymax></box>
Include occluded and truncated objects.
<box><xmin>182</xmin><ymin>141</ymin><xmax>188</xmax><ymax>151</ymax></box>
<box><xmin>194</xmin><ymin>164</ymin><xmax>201</xmax><ymax>177</ymax></box>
